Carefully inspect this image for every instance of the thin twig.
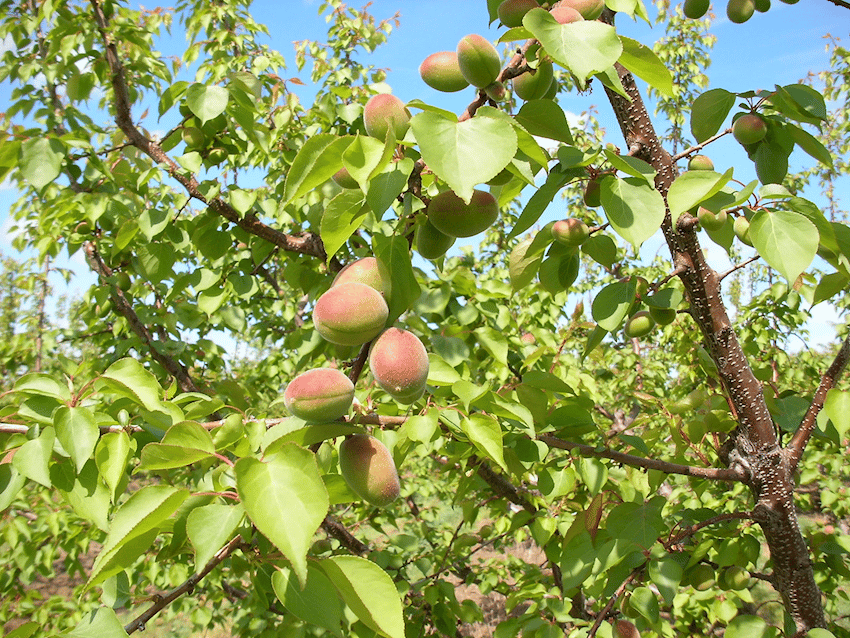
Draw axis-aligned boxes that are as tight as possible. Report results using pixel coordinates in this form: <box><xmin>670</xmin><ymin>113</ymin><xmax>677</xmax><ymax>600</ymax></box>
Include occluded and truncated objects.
<box><xmin>671</xmin><ymin>128</ymin><xmax>733</xmax><ymax>163</ymax></box>
<box><xmin>718</xmin><ymin>255</ymin><xmax>760</xmax><ymax>281</ymax></box>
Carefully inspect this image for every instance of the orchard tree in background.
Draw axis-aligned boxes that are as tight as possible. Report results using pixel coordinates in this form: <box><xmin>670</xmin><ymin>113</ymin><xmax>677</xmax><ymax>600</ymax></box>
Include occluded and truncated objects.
<box><xmin>0</xmin><ymin>0</ymin><xmax>849</xmax><ymax>637</ymax></box>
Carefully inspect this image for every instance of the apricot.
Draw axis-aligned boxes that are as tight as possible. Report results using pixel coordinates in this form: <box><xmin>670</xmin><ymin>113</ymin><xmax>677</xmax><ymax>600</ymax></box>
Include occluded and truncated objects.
<box><xmin>613</xmin><ymin>620</ymin><xmax>641</xmax><ymax>638</ymax></box>
<box><xmin>419</xmin><ymin>51</ymin><xmax>470</xmax><ymax>93</ymax></box>
<box><xmin>732</xmin><ymin>113</ymin><xmax>766</xmax><ymax>144</ymax></box>
<box><xmin>583</xmin><ymin>178</ymin><xmax>602</xmax><ymax>207</ymax></box>
<box><xmin>720</xmin><ymin>565</ymin><xmax>750</xmax><ymax>591</ymax></box>
<box><xmin>512</xmin><ymin>61</ymin><xmax>554</xmax><ymax>101</ymax></box>
<box><xmin>755</xmin><ymin>0</ymin><xmax>770</xmax><ymax>9</ymax></box>
<box><xmin>339</xmin><ymin>434</ymin><xmax>400</xmax><ymax>506</ymax></box>
<box><xmin>687</xmin><ymin>563</ymin><xmax>715</xmax><ymax>591</ymax></box>
<box><xmin>727</xmin><ymin>0</ymin><xmax>755</xmax><ymax>22</ymax></box>
<box><xmin>551</xmin><ymin>218</ymin><xmax>590</xmax><ymax>247</ymax></box>
<box><xmin>485</xmin><ymin>81</ymin><xmax>507</xmax><ymax>102</ymax></box>
<box><xmin>649</xmin><ymin>305</ymin><xmax>677</xmax><ymax>325</ymax></box>
<box><xmin>683</xmin><ymin>0</ymin><xmax>710</xmax><ymax>18</ymax></box>
<box><xmin>733</xmin><ymin>216</ymin><xmax>753</xmax><ymax>246</ymax></box>
<box><xmin>415</xmin><ymin>218</ymin><xmax>456</xmax><ymax>260</ymax></box>
<box><xmin>332</xmin><ymin>257</ymin><xmax>391</xmax><ymax>302</ymax></box>
<box><xmin>697</xmin><ymin>206</ymin><xmax>727</xmax><ymax>231</ymax></box>
<box><xmin>553</xmin><ymin>0</ymin><xmax>604</xmax><ymax>20</ymax></box>
<box><xmin>687</xmin><ymin>154</ymin><xmax>714</xmax><ymax>171</ymax></box>
<box><xmin>427</xmin><ymin>189</ymin><xmax>499</xmax><ymax>238</ymax></box>
<box><xmin>624</xmin><ymin>310</ymin><xmax>655</xmax><ymax>338</ymax></box>
<box><xmin>313</xmin><ymin>282</ymin><xmax>389</xmax><ymax>346</ymax></box>
<box><xmin>369</xmin><ymin>327</ymin><xmax>429</xmax><ymax>404</ymax></box>
<box><xmin>498</xmin><ymin>0</ymin><xmax>539</xmax><ymax>27</ymax></box>
<box><xmin>363</xmin><ymin>94</ymin><xmax>411</xmax><ymax>141</ymax></box>
<box><xmin>550</xmin><ymin>3</ymin><xmax>584</xmax><ymax>23</ymax></box>
<box><xmin>456</xmin><ymin>34</ymin><xmax>501</xmax><ymax>89</ymax></box>
<box><xmin>284</xmin><ymin>368</ymin><xmax>355</xmax><ymax>422</ymax></box>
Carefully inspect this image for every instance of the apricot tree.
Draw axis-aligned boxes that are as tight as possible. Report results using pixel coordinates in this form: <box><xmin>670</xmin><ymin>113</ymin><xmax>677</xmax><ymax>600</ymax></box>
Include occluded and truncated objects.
<box><xmin>0</xmin><ymin>1</ymin><xmax>849</xmax><ymax>637</ymax></box>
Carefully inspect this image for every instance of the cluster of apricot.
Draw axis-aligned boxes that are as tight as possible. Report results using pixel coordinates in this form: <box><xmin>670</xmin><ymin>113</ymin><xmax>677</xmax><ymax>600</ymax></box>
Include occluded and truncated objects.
<box><xmin>684</xmin><ymin>0</ymin><xmax>798</xmax><ymax>23</ymax></box>
<box><xmin>283</xmin><ymin>257</ymin><xmax>430</xmax><ymax>507</ymax></box>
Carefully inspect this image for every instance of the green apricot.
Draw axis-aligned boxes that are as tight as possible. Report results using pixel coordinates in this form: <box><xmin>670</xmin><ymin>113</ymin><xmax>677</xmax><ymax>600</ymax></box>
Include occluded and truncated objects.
<box><xmin>550</xmin><ymin>3</ymin><xmax>584</xmax><ymax>23</ymax></box>
<box><xmin>332</xmin><ymin>166</ymin><xmax>360</xmax><ymax>189</ymax></box>
<box><xmin>624</xmin><ymin>310</ymin><xmax>655</xmax><ymax>338</ymax></box>
<box><xmin>498</xmin><ymin>0</ymin><xmax>539</xmax><ymax>27</ymax></box>
<box><xmin>313</xmin><ymin>282</ymin><xmax>389</xmax><ymax>346</ymax></box>
<box><xmin>727</xmin><ymin>0</ymin><xmax>756</xmax><ymax>21</ymax></box>
<box><xmin>513</xmin><ymin>61</ymin><xmax>554</xmax><ymax>101</ymax></box>
<box><xmin>332</xmin><ymin>257</ymin><xmax>391</xmax><ymax>302</ymax></box>
<box><xmin>613</xmin><ymin>619</ymin><xmax>641</xmax><ymax>638</ymax></box>
<box><xmin>415</xmin><ymin>218</ymin><xmax>456</xmax><ymax>260</ymax></box>
<box><xmin>485</xmin><ymin>81</ymin><xmax>507</xmax><ymax>102</ymax></box>
<box><xmin>649</xmin><ymin>305</ymin><xmax>677</xmax><ymax>325</ymax></box>
<box><xmin>419</xmin><ymin>51</ymin><xmax>470</xmax><ymax>93</ymax></box>
<box><xmin>284</xmin><ymin>368</ymin><xmax>355</xmax><ymax>422</ymax></box>
<box><xmin>683</xmin><ymin>0</ymin><xmax>710</xmax><ymax>18</ymax></box>
<box><xmin>721</xmin><ymin>565</ymin><xmax>750</xmax><ymax>591</ymax></box>
<box><xmin>369</xmin><ymin>327</ymin><xmax>429</xmax><ymax>404</ymax></box>
<box><xmin>686</xmin><ymin>563</ymin><xmax>715</xmax><ymax>591</ymax></box>
<box><xmin>551</xmin><ymin>218</ymin><xmax>590</xmax><ymax>247</ymax></box>
<box><xmin>754</xmin><ymin>0</ymin><xmax>770</xmax><ymax>10</ymax></box>
<box><xmin>340</xmin><ymin>434</ymin><xmax>400</xmax><ymax>507</ymax></box>
<box><xmin>427</xmin><ymin>189</ymin><xmax>499</xmax><ymax>238</ymax></box>
<box><xmin>456</xmin><ymin>34</ymin><xmax>501</xmax><ymax>89</ymax></box>
<box><xmin>363</xmin><ymin>94</ymin><xmax>411</xmax><ymax>141</ymax></box>
<box><xmin>732</xmin><ymin>113</ymin><xmax>767</xmax><ymax>145</ymax></box>
<box><xmin>697</xmin><ymin>206</ymin><xmax>728</xmax><ymax>231</ymax></box>
<box><xmin>114</xmin><ymin>272</ymin><xmax>132</xmax><ymax>292</ymax></box>
<box><xmin>687</xmin><ymin>154</ymin><xmax>714</xmax><ymax>171</ymax></box>
<box><xmin>733</xmin><ymin>216</ymin><xmax>753</xmax><ymax>246</ymax></box>
<box><xmin>584</xmin><ymin>178</ymin><xmax>602</xmax><ymax>207</ymax></box>
<box><xmin>181</xmin><ymin>127</ymin><xmax>205</xmax><ymax>148</ymax></box>
<box><xmin>553</xmin><ymin>0</ymin><xmax>604</xmax><ymax>19</ymax></box>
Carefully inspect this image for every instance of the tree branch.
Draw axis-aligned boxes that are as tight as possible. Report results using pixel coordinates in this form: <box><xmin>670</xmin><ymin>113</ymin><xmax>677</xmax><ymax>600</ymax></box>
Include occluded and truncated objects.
<box><xmin>662</xmin><ymin>511</ymin><xmax>754</xmax><ymax>549</ymax></box>
<box><xmin>671</xmin><ymin>128</ymin><xmax>732</xmax><ymax>163</ymax></box>
<box><xmin>537</xmin><ymin>434</ymin><xmax>746</xmax><ymax>482</ymax></box>
<box><xmin>321</xmin><ymin>515</ymin><xmax>369</xmax><ymax>555</ymax></box>
<box><xmin>786</xmin><ymin>329</ymin><xmax>850</xmax><ymax>470</ymax></box>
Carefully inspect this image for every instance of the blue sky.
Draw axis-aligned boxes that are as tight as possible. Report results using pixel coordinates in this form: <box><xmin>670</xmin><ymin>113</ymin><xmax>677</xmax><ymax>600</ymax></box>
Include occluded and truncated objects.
<box><xmin>0</xmin><ymin>0</ymin><xmax>847</xmax><ymax>345</ymax></box>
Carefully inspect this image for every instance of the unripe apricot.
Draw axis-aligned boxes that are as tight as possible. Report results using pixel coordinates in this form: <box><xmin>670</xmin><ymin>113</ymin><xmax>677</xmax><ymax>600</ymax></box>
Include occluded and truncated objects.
<box><xmin>733</xmin><ymin>216</ymin><xmax>753</xmax><ymax>246</ymax></box>
<box><xmin>697</xmin><ymin>206</ymin><xmax>727</xmax><ymax>231</ymax></box>
<box><xmin>363</xmin><ymin>94</ymin><xmax>411</xmax><ymax>141</ymax></box>
<box><xmin>498</xmin><ymin>0</ymin><xmax>539</xmax><ymax>27</ymax></box>
<box><xmin>332</xmin><ymin>257</ymin><xmax>392</xmax><ymax>302</ymax></box>
<box><xmin>649</xmin><ymin>305</ymin><xmax>677</xmax><ymax>325</ymax></box>
<box><xmin>512</xmin><ymin>61</ymin><xmax>554</xmax><ymax>101</ymax></box>
<box><xmin>584</xmin><ymin>178</ymin><xmax>602</xmax><ymax>207</ymax></box>
<box><xmin>284</xmin><ymin>368</ymin><xmax>355</xmax><ymax>422</ymax></box>
<box><xmin>550</xmin><ymin>3</ymin><xmax>584</xmax><ymax>23</ymax></box>
<box><xmin>732</xmin><ymin>113</ymin><xmax>767</xmax><ymax>145</ymax></box>
<box><xmin>332</xmin><ymin>166</ymin><xmax>359</xmax><ymax>189</ymax></box>
<box><xmin>485</xmin><ymin>81</ymin><xmax>507</xmax><ymax>102</ymax></box>
<box><xmin>551</xmin><ymin>218</ymin><xmax>590</xmax><ymax>247</ymax></box>
<box><xmin>369</xmin><ymin>327</ymin><xmax>429</xmax><ymax>404</ymax></box>
<box><xmin>552</xmin><ymin>0</ymin><xmax>604</xmax><ymax>20</ymax></box>
<box><xmin>755</xmin><ymin>0</ymin><xmax>770</xmax><ymax>9</ymax></box>
<box><xmin>687</xmin><ymin>563</ymin><xmax>715</xmax><ymax>590</ymax></box>
<box><xmin>313</xmin><ymin>282</ymin><xmax>389</xmax><ymax>346</ymax></box>
<box><xmin>427</xmin><ymin>189</ymin><xmax>499</xmax><ymax>238</ymax></box>
<box><xmin>683</xmin><ymin>0</ymin><xmax>710</xmax><ymax>18</ymax></box>
<box><xmin>613</xmin><ymin>619</ymin><xmax>641</xmax><ymax>638</ymax></box>
<box><xmin>416</xmin><ymin>218</ymin><xmax>456</xmax><ymax>260</ymax></box>
<box><xmin>340</xmin><ymin>434</ymin><xmax>400</xmax><ymax>506</ymax></box>
<box><xmin>727</xmin><ymin>0</ymin><xmax>756</xmax><ymax>23</ymax></box>
<box><xmin>721</xmin><ymin>565</ymin><xmax>750</xmax><ymax>591</ymax></box>
<box><xmin>624</xmin><ymin>310</ymin><xmax>655</xmax><ymax>338</ymax></box>
<box><xmin>419</xmin><ymin>51</ymin><xmax>470</xmax><ymax>93</ymax></box>
<box><xmin>456</xmin><ymin>34</ymin><xmax>501</xmax><ymax>89</ymax></box>
<box><xmin>687</xmin><ymin>154</ymin><xmax>714</xmax><ymax>171</ymax></box>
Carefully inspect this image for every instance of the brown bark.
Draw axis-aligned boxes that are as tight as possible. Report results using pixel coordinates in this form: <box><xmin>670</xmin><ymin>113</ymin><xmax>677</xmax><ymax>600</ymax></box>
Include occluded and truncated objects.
<box><xmin>599</xmin><ymin>10</ymin><xmax>826</xmax><ymax>630</ymax></box>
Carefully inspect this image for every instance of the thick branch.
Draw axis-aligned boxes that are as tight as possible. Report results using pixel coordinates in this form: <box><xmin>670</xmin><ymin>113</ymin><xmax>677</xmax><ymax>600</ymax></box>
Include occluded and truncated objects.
<box><xmin>786</xmin><ymin>330</ymin><xmax>850</xmax><ymax>470</ymax></box>
<box><xmin>321</xmin><ymin>515</ymin><xmax>368</xmax><ymax>555</ymax></box>
<box><xmin>538</xmin><ymin>434</ymin><xmax>746</xmax><ymax>482</ymax></box>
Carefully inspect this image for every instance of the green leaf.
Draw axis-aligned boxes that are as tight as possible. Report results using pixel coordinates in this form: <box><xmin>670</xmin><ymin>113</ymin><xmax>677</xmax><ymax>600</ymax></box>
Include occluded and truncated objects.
<box><xmin>667</xmin><ymin>169</ymin><xmax>733</xmax><ymax>224</ymax></box>
<box><xmin>235</xmin><ymin>444</ymin><xmax>329</xmax><ymax>587</ymax></box>
<box><xmin>272</xmin><ymin>565</ymin><xmax>344</xmax><ymax>637</ymax></box>
<box><xmin>342</xmin><ymin>134</ymin><xmax>392</xmax><ymax>191</ymax></box>
<box><xmin>475</xmin><ymin>326</ymin><xmax>508</xmax><ymax>366</ymax></box>
<box><xmin>185</xmin><ymin>83</ymin><xmax>229</xmax><ymax>124</ymax></box>
<box><xmin>582</xmin><ymin>233</ymin><xmax>618</xmax><ymax>268</ymax></box>
<box><xmin>283</xmin><ymin>135</ymin><xmax>354</xmax><ymax>205</ymax></box>
<box><xmin>600</xmin><ymin>177</ymin><xmax>666</xmax><ymax>249</ymax></box>
<box><xmin>88</xmin><ymin>485</ymin><xmax>189</xmax><ymax>589</ymax></box>
<box><xmin>409</xmin><ymin>111</ymin><xmax>517</xmax><ymax>203</ymax></box>
<box><xmin>0</xmin><ymin>464</ymin><xmax>26</xmax><ymax>512</ymax></box>
<box><xmin>461</xmin><ymin>414</ymin><xmax>507</xmax><ymax>472</ymax></box>
<box><xmin>13</xmin><ymin>373</ymin><xmax>71</xmax><ymax>400</ymax></box>
<box><xmin>187</xmin><ymin>503</ymin><xmax>245</xmax><ymax>571</ymax></box>
<box><xmin>12</xmin><ymin>426</ymin><xmax>54</xmax><ymax>487</ymax></box>
<box><xmin>138</xmin><ymin>421</ymin><xmax>216</xmax><ymax>471</ymax></box>
<box><xmin>56</xmin><ymin>460</ymin><xmax>111</xmax><ymax>532</ymax></box>
<box><xmin>618</xmin><ymin>36</ymin><xmax>673</xmax><ymax>97</ymax></box>
<box><xmin>603</xmin><ymin>150</ymin><xmax>656</xmax><ymax>185</ymax></box>
<box><xmin>523</xmin><ymin>10</ymin><xmax>622</xmax><ymax>84</ymax></box>
<box><xmin>176</xmin><ymin>151</ymin><xmax>203</xmax><ymax>173</ymax></box>
<box><xmin>3</xmin><ymin>622</ymin><xmax>39</xmax><ymax>638</ymax></box>
<box><xmin>690</xmin><ymin>89</ymin><xmax>735</xmax><ymax>143</ymax></box>
<box><xmin>508</xmin><ymin>171</ymin><xmax>573</xmax><ymax>239</ymax></box>
<box><xmin>373</xmin><ymin>233</ymin><xmax>420</xmax><ymax>324</ymax></box>
<box><xmin>20</xmin><ymin>137</ymin><xmax>65</xmax><ymax>190</ymax></box>
<box><xmin>54</xmin><ymin>406</ymin><xmax>99</xmax><ymax>474</ymax></box>
<box><xmin>749</xmin><ymin>209</ymin><xmax>818</xmax><ymax>283</ymax></box>
<box><xmin>367</xmin><ymin>158</ymin><xmax>414</xmax><ymax>218</ymax></box>
<box><xmin>606</xmin><ymin>501</ymin><xmax>664</xmax><ymax>549</ymax></box>
<box><xmin>515</xmin><ymin>100</ymin><xmax>574</xmax><ymax>143</ymax></box>
<box><xmin>788</xmin><ymin>124</ymin><xmax>833</xmax><ymax>168</ymax></box>
<box><xmin>427</xmin><ymin>354</ymin><xmax>461</xmax><ymax>386</ymax></box>
<box><xmin>649</xmin><ymin>555</ymin><xmax>683</xmax><ymax>605</ymax></box>
<box><xmin>67</xmin><ymin>607</ymin><xmax>129</xmax><ymax>638</ymax></box>
<box><xmin>725</xmin><ymin>615</ymin><xmax>770</xmax><ymax>638</ymax></box>
<box><xmin>98</xmin><ymin>358</ymin><xmax>165</xmax><ymax>414</ymax></box>
<box><xmin>135</xmin><ymin>243</ymin><xmax>176</xmax><ymax>284</ymax></box>
<box><xmin>318</xmin><ymin>555</ymin><xmax>405</xmax><ymax>638</ymax></box>
<box><xmin>591</xmin><ymin>280</ymin><xmax>636</xmax><ymax>332</ymax></box>
<box><xmin>629</xmin><ymin>586</ymin><xmax>660</xmax><ymax>623</ymax></box>
<box><xmin>509</xmin><ymin>233</ymin><xmax>545</xmax><ymax>291</ymax></box>
<box><xmin>321</xmin><ymin>191</ymin><xmax>369</xmax><ymax>265</ymax></box>
<box><xmin>824</xmin><ymin>390</ymin><xmax>850</xmax><ymax>440</ymax></box>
